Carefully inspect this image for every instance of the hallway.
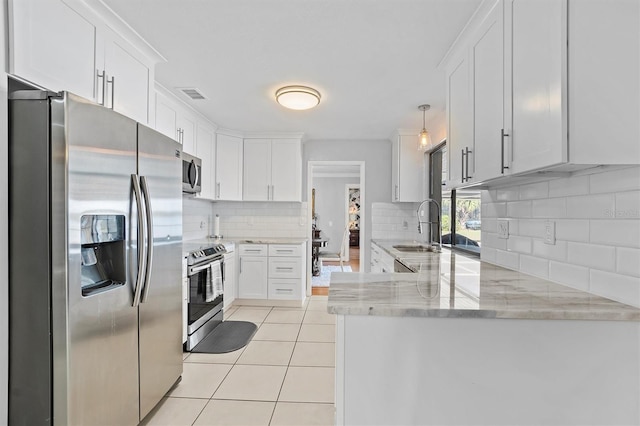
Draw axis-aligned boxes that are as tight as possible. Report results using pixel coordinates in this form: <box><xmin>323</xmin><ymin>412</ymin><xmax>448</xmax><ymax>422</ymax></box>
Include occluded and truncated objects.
<box><xmin>311</xmin><ymin>247</ymin><xmax>359</xmax><ymax>296</ymax></box>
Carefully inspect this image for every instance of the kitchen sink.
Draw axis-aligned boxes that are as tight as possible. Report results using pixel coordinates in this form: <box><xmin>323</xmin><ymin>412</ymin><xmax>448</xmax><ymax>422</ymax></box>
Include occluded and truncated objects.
<box><xmin>392</xmin><ymin>244</ymin><xmax>434</xmax><ymax>252</ymax></box>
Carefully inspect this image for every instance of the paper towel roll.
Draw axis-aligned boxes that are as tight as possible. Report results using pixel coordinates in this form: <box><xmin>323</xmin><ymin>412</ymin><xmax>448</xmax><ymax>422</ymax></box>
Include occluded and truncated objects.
<box><xmin>214</xmin><ymin>215</ymin><xmax>220</xmax><ymax>236</ymax></box>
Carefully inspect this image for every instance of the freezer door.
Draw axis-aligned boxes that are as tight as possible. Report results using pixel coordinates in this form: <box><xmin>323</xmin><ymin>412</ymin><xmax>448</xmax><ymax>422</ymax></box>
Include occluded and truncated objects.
<box><xmin>63</xmin><ymin>93</ymin><xmax>141</xmax><ymax>425</ymax></box>
<box><xmin>137</xmin><ymin>123</ymin><xmax>184</xmax><ymax>420</ymax></box>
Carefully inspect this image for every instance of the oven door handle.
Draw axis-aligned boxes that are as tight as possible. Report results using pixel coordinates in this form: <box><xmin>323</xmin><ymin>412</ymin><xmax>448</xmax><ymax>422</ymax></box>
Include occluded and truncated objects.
<box><xmin>189</xmin><ymin>263</ymin><xmax>212</xmax><ymax>275</ymax></box>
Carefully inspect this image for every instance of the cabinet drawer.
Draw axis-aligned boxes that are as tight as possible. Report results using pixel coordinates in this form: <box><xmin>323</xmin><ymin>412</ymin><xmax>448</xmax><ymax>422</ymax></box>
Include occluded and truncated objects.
<box><xmin>239</xmin><ymin>244</ymin><xmax>268</xmax><ymax>256</ymax></box>
<box><xmin>268</xmin><ymin>257</ymin><xmax>302</xmax><ymax>279</ymax></box>
<box><xmin>268</xmin><ymin>279</ymin><xmax>302</xmax><ymax>300</ymax></box>
<box><xmin>268</xmin><ymin>244</ymin><xmax>302</xmax><ymax>257</ymax></box>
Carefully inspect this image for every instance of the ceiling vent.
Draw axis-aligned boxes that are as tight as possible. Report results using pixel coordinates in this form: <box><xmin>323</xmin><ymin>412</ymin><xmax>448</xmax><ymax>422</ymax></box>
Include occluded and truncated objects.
<box><xmin>178</xmin><ymin>88</ymin><xmax>207</xmax><ymax>100</ymax></box>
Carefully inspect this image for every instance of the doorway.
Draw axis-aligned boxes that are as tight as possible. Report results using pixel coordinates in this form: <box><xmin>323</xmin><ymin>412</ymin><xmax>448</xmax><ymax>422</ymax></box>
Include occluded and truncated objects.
<box><xmin>307</xmin><ymin>161</ymin><xmax>365</xmax><ymax>296</ymax></box>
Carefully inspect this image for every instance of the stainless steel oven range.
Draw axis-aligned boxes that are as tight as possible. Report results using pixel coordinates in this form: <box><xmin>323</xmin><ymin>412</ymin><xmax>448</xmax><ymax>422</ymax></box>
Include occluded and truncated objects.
<box><xmin>185</xmin><ymin>243</ymin><xmax>227</xmax><ymax>351</ymax></box>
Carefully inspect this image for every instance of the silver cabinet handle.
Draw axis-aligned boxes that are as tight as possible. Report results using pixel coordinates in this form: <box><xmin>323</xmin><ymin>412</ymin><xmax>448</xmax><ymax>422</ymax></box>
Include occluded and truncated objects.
<box><xmin>106</xmin><ymin>75</ymin><xmax>115</xmax><ymax>110</ymax></box>
<box><xmin>395</xmin><ymin>185</ymin><xmax>398</xmax><ymax>201</ymax></box>
<box><xmin>217</xmin><ymin>182</ymin><xmax>221</xmax><ymax>199</ymax></box>
<box><xmin>276</xmin><ymin>267</ymin><xmax>294</xmax><ymax>270</ymax></box>
<box><xmin>140</xmin><ymin>176</ymin><xmax>154</xmax><ymax>303</ymax></box>
<box><xmin>96</xmin><ymin>70</ymin><xmax>106</xmax><ymax>105</ymax></box>
<box><xmin>465</xmin><ymin>146</ymin><xmax>472</xmax><ymax>181</ymax></box>
<box><xmin>267</xmin><ymin>185</ymin><xmax>270</xmax><ymax>200</ymax></box>
<box><xmin>276</xmin><ymin>249</ymin><xmax>294</xmax><ymax>253</ymax></box>
<box><xmin>239</xmin><ymin>257</ymin><xmax>242</xmax><ymax>273</ymax></box>
<box><xmin>501</xmin><ymin>129</ymin><xmax>509</xmax><ymax>174</ymax></box>
<box><xmin>461</xmin><ymin>149</ymin><xmax>466</xmax><ymax>182</ymax></box>
<box><xmin>131</xmin><ymin>174</ymin><xmax>146</xmax><ymax>307</ymax></box>
<box><xmin>271</xmin><ymin>185</ymin><xmax>274</xmax><ymax>200</ymax></box>
<box><xmin>275</xmin><ymin>288</ymin><xmax>293</xmax><ymax>292</ymax></box>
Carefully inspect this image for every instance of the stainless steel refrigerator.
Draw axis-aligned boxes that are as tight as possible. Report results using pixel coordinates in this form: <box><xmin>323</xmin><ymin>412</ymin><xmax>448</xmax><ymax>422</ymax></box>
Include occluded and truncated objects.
<box><xmin>8</xmin><ymin>90</ymin><xmax>183</xmax><ymax>425</ymax></box>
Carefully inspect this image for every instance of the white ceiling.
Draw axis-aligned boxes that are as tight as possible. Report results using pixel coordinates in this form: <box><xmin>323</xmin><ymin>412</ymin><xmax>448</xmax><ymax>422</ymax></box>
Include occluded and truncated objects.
<box><xmin>102</xmin><ymin>0</ymin><xmax>481</xmax><ymax>141</ymax></box>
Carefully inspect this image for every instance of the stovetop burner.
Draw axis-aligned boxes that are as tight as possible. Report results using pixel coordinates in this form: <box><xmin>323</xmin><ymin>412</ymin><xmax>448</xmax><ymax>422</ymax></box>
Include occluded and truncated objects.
<box><xmin>186</xmin><ymin>243</ymin><xmax>227</xmax><ymax>265</ymax></box>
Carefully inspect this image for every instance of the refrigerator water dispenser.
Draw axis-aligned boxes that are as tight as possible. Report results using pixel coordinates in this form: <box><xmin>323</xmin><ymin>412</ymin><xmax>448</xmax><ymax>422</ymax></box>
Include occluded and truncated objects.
<box><xmin>80</xmin><ymin>214</ymin><xmax>126</xmax><ymax>296</ymax></box>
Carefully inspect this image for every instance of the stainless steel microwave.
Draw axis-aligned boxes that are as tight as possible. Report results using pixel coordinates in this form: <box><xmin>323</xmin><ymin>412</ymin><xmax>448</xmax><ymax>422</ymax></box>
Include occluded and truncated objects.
<box><xmin>182</xmin><ymin>152</ymin><xmax>202</xmax><ymax>194</ymax></box>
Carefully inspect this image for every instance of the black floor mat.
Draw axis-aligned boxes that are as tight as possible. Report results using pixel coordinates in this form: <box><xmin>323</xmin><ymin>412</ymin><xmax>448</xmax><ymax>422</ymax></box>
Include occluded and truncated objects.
<box><xmin>190</xmin><ymin>321</ymin><xmax>258</xmax><ymax>354</ymax></box>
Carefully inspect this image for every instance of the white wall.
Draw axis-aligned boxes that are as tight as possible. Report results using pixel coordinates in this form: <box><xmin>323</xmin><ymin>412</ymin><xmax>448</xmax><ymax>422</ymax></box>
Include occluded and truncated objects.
<box><xmin>182</xmin><ymin>196</ymin><xmax>215</xmax><ymax>240</ymax></box>
<box><xmin>314</xmin><ymin>176</ymin><xmax>359</xmax><ymax>254</ymax></box>
<box><xmin>304</xmin><ymin>139</ymin><xmax>391</xmax><ymax>271</ymax></box>
<box><xmin>481</xmin><ymin>166</ymin><xmax>640</xmax><ymax>307</ymax></box>
<box><xmin>1</xmin><ymin>0</ymin><xmax>9</xmax><ymax>421</ymax></box>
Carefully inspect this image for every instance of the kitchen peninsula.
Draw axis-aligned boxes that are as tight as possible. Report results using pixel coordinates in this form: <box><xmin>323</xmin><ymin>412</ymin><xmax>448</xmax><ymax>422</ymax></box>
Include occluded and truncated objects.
<box><xmin>328</xmin><ymin>244</ymin><xmax>640</xmax><ymax>426</ymax></box>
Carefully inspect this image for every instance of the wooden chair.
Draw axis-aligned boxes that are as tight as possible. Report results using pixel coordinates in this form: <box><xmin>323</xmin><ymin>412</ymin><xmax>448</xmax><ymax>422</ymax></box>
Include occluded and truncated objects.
<box><xmin>319</xmin><ymin>227</ymin><xmax>350</xmax><ymax>271</ymax></box>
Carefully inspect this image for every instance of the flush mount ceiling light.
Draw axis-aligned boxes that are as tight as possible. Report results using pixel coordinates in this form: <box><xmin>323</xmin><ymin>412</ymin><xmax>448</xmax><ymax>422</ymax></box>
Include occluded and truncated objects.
<box><xmin>275</xmin><ymin>85</ymin><xmax>321</xmax><ymax>110</ymax></box>
<box><xmin>418</xmin><ymin>104</ymin><xmax>432</xmax><ymax>150</ymax></box>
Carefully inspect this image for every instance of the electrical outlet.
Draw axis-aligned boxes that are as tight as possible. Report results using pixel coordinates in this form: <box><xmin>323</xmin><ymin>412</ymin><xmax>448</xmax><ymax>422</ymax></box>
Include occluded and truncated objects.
<box><xmin>544</xmin><ymin>220</ymin><xmax>556</xmax><ymax>245</ymax></box>
<box><xmin>497</xmin><ymin>219</ymin><xmax>509</xmax><ymax>239</ymax></box>
<box><xmin>200</xmin><ymin>220</ymin><xmax>206</xmax><ymax>229</ymax></box>
<box><xmin>402</xmin><ymin>220</ymin><xmax>408</xmax><ymax>230</ymax></box>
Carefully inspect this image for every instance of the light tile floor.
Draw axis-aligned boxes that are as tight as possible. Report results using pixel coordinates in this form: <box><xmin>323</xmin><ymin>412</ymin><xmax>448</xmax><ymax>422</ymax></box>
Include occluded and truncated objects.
<box><xmin>141</xmin><ymin>296</ymin><xmax>335</xmax><ymax>426</ymax></box>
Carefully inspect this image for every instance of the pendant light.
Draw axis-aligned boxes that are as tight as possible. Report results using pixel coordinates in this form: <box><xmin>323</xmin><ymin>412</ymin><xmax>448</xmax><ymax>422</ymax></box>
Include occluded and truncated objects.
<box><xmin>418</xmin><ymin>104</ymin><xmax>432</xmax><ymax>150</ymax></box>
<box><xmin>275</xmin><ymin>85</ymin><xmax>321</xmax><ymax>110</ymax></box>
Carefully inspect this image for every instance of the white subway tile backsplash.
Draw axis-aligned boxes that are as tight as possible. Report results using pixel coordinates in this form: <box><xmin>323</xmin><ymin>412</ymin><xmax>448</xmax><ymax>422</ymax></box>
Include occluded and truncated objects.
<box><xmin>507</xmin><ymin>236</ymin><xmax>532</xmax><ymax>254</ymax></box>
<box><xmin>532</xmin><ymin>240</ymin><xmax>568</xmax><ymax>262</ymax></box>
<box><xmin>481</xmin><ymin>190</ymin><xmax>497</xmax><ymax>204</ymax></box>
<box><xmin>518</xmin><ymin>182</ymin><xmax>549</xmax><ymax>200</ymax></box>
<box><xmin>483</xmin><ymin>202</ymin><xmax>507</xmax><ymax>218</ymax></box>
<box><xmin>617</xmin><ymin>247</ymin><xmax>640</xmax><ymax>278</ymax></box>
<box><xmin>549</xmin><ymin>261</ymin><xmax>589</xmax><ymax>292</ymax></box>
<box><xmin>517</xmin><ymin>219</ymin><xmax>546</xmax><ymax>238</ymax></box>
<box><xmin>519</xmin><ymin>255</ymin><xmax>549</xmax><ymax>279</ymax></box>
<box><xmin>614</xmin><ymin>191</ymin><xmax>640</xmax><ymax>219</ymax></box>
<box><xmin>589</xmin><ymin>270</ymin><xmax>640</xmax><ymax>308</ymax></box>
<box><xmin>590</xmin><ymin>220</ymin><xmax>640</xmax><ymax>248</ymax></box>
<box><xmin>567</xmin><ymin>242</ymin><xmax>616</xmax><ymax>272</ymax></box>
<box><xmin>506</xmin><ymin>201</ymin><xmax>532</xmax><ymax>218</ymax></box>
<box><xmin>548</xmin><ymin>175</ymin><xmax>589</xmax><ymax>198</ymax></box>
<box><xmin>590</xmin><ymin>167</ymin><xmax>640</xmax><ymax>194</ymax></box>
<box><xmin>496</xmin><ymin>250</ymin><xmax>519</xmax><ymax>270</ymax></box>
<box><xmin>555</xmin><ymin>220</ymin><xmax>589</xmax><ymax>243</ymax></box>
<box><xmin>496</xmin><ymin>187</ymin><xmax>520</xmax><ymax>202</ymax></box>
<box><xmin>482</xmin><ymin>166</ymin><xmax>640</xmax><ymax>302</ymax></box>
<box><xmin>531</xmin><ymin>198</ymin><xmax>566</xmax><ymax>218</ymax></box>
<box><xmin>566</xmin><ymin>194</ymin><xmax>614</xmax><ymax>219</ymax></box>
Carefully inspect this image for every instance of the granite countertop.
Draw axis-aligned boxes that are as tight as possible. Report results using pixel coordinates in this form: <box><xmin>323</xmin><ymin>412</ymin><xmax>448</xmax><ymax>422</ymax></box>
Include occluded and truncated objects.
<box><xmin>182</xmin><ymin>237</ymin><xmax>308</xmax><ymax>257</ymax></box>
<box><xmin>328</xmin><ymin>240</ymin><xmax>640</xmax><ymax>321</ymax></box>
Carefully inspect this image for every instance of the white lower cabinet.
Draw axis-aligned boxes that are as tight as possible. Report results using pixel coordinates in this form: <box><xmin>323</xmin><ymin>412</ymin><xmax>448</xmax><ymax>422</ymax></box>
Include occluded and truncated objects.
<box><xmin>238</xmin><ymin>245</ymin><xmax>268</xmax><ymax>299</ymax></box>
<box><xmin>238</xmin><ymin>243</ymin><xmax>306</xmax><ymax>301</ymax></box>
<box><xmin>223</xmin><ymin>251</ymin><xmax>237</xmax><ymax>310</ymax></box>
<box><xmin>370</xmin><ymin>242</ymin><xmax>394</xmax><ymax>273</ymax></box>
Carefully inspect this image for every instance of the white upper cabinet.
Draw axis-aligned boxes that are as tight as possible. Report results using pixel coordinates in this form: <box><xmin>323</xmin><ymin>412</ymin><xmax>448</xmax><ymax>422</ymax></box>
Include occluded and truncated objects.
<box><xmin>99</xmin><ymin>29</ymin><xmax>150</xmax><ymax>124</ymax></box>
<box><xmin>195</xmin><ymin>123</ymin><xmax>216</xmax><ymax>200</ymax></box>
<box><xmin>506</xmin><ymin>0</ymin><xmax>566</xmax><ymax>174</ymax></box>
<box><xmin>391</xmin><ymin>132</ymin><xmax>425</xmax><ymax>202</ymax></box>
<box><xmin>9</xmin><ymin>0</ymin><xmax>159</xmax><ymax>124</ymax></box>
<box><xmin>9</xmin><ymin>0</ymin><xmax>96</xmax><ymax>100</ymax></box>
<box><xmin>215</xmin><ymin>133</ymin><xmax>243</xmax><ymax>201</ymax></box>
<box><xmin>442</xmin><ymin>0</ymin><xmax>640</xmax><ymax>188</ymax></box>
<box><xmin>470</xmin><ymin>1</ymin><xmax>506</xmax><ymax>181</ymax></box>
<box><xmin>243</xmin><ymin>138</ymin><xmax>302</xmax><ymax>202</ymax></box>
<box><xmin>154</xmin><ymin>86</ymin><xmax>199</xmax><ymax>155</ymax></box>
<box><xmin>445</xmin><ymin>53</ymin><xmax>472</xmax><ymax>188</ymax></box>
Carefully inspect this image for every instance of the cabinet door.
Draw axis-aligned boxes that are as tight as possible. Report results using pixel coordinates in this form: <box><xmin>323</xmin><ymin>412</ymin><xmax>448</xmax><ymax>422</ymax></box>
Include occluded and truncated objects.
<box><xmin>103</xmin><ymin>33</ymin><xmax>150</xmax><ymax>124</ymax></box>
<box><xmin>216</xmin><ymin>134</ymin><xmax>243</xmax><ymax>200</ymax></box>
<box><xmin>243</xmin><ymin>139</ymin><xmax>271</xmax><ymax>201</ymax></box>
<box><xmin>507</xmin><ymin>0</ymin><xmax>566</xmax><ymax>174</ymax></box>
<box><xmin>196</xmin><ymin>123</ymin><xmax>216</xmax><ymax>200</ymax></box>
<box><xmin>446</xmin><ymin>54</ymin><xmax>472</xmax><ymax>187</ymax></box>
<box><xmin>223</xmin><ymin>253</ymin><xmax>236</xmax><ymax>310</ymax></box>
<box><xmin>394</xmin><ymin>135</ymin><xmax>424</xmax><ymax>202</ymax></box>
<box><xmin>238</xmin><ymin>256</ymin><xmax>268</xmax><ymax>299</ymax></box>
<box><xmin>271</xmin><ymin>139</ymin><xmax>301</xmax><ymax>201</ymax></box>
<box><xmin>178</xmin><ymin>114</ymin><xmax>197</xmax><ymax>155</ymax></box>
<box><xmin>155</xmin><ymin>91</ymin><xmax>179</xmax><ymax>140</ymax></box>
<box><xmin>9</xmin><ymin>0</ymin><xmax>96</xmax><ymax>101</ymax></box>
<box><xmin>471</xmin><ymin>1</ymin><xmax>506</xmax><ymax>182</ymax></box>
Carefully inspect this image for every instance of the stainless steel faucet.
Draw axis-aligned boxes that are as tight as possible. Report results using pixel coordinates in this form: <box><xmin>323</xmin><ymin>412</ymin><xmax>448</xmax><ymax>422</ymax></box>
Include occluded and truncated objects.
<box><xmin>417</xmin><ymin>199</ymin><xmax>442</xmax><ymax>251</ymax></box>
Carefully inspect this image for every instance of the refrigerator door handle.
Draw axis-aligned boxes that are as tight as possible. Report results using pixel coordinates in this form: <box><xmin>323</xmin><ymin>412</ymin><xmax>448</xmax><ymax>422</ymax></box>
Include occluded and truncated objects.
<box><xmin>132</xmin><ymin>174</ymin><xmax>146</xmax><ymax>307</ymax></box>
<box><xmin>140</xmin><ymin>175</ymin><xmax>154</xmax><ymax>303</ymax></box>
